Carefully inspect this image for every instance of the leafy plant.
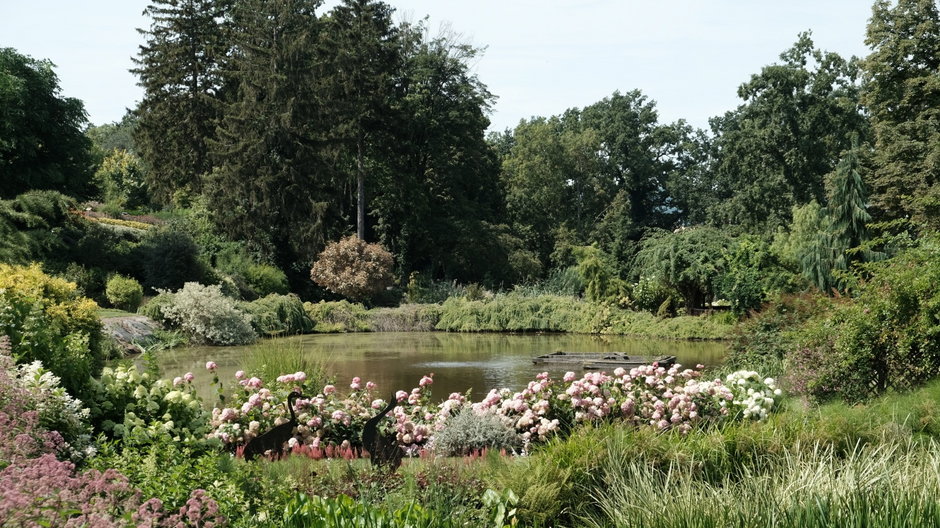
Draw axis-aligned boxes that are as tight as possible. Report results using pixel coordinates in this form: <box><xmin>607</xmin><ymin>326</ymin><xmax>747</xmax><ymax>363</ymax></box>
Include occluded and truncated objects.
<box><xmin>432</xmin><ymin>408</ymin><xmax>520</xmax><ymax>456</ymax></box>
<box><xmin>240</xmin><ymin>293</ymin><xmax>313</xmax><ymax>336</ymax></box>
<box><xmin>105</xmin><ymin>274</ymin><xmax>144</xmax><ymax>312</ymax></box>
<box><xmin>0</xmin><ymin>263</ymin><xmax>105</xmax><ymax>399</ymax></box>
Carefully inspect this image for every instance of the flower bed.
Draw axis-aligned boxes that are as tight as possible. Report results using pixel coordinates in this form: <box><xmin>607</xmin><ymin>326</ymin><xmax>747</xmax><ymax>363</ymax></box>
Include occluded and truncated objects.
<box><xmin>206</xmin><ymin>361</ymin><xmax>782</xmax><ymax>456</ymax></box>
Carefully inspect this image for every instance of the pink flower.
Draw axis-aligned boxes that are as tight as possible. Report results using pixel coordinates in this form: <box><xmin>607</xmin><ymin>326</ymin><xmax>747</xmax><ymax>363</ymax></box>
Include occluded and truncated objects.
<box><xmin>419</xmin><ymin>374</ymin><xmax>433</xmax><ymax>387</ymax></box>
<box><xmin>205</xmin><ymin>361</ymin><xmax>217</xmax><ymax>371</ymax></box>
<box><xmin>395</xmin><ymin>390</ymin><xmax>408</xmax><ymax>402</ymax></box>
<box><xmin>323</xmin><ymin>384</ymin><xmax>336</xmax><ymax>395</ymax></box>
<box><xmin>173</xmin><ymin>376</ymin><xmax>183</xmax><ymax>386</ymax></box>
<box><xmin>563</xmin><ymin>371</ymin><xmax>576</xmax><ymax>382</ymax></box>
<box><xmin>235</xmin><ymin>370</ymin><xmax>246</xmax><ymax>380</ymax></box>
<box><xmin>294</xmin><ymin>371</ymin><xmax>306</xmax><ymax>383</ymax></box>
<box><xmin>246</xmin><ymin>377</ymin><xmax>262</xmax><ymax>389</ymax></box>
<box><xmin>366</xmin><ymin>381</ymin><xmax>376</xmax><ymax>390</ymax></box>
<box><xmin>350</xmin><ymin>377</ymin><xmax>361</xmax><ymax>390</ymax></box>
<box><xmin>183</xmin><ymin>372</ymin><xmax>194</xmax><ymax>383</ymax></box>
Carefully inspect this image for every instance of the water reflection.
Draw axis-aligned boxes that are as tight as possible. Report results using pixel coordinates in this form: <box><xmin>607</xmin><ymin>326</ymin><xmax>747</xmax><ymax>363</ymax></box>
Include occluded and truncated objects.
<box><xmin>156</xmin><ymin>332</ymin><xmax>728</xmax><ymax>402</ymax></box>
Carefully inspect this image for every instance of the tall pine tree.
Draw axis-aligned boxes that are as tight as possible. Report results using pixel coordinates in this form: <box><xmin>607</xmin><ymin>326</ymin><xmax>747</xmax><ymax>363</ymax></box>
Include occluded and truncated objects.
<box><xmin>208</xmin><ymin>0</ymin><xmax>336</xmax><ymax>273</ymax></box>
<box><xmin>133</xmin><ymin>0</ymin><xmax>232</xmax><ymax>204</ymax></box>
<box><xmin>320</xmin><ymin>0</ymin><xmax>402</xmax><ymax>240</ymax></box>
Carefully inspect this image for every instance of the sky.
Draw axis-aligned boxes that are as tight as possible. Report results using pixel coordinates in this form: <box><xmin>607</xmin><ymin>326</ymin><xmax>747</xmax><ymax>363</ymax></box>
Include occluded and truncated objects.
<box><xmin>0</xmin><ymin>0</ymin><xmax>874</xmax><ymax>132</ymax></box>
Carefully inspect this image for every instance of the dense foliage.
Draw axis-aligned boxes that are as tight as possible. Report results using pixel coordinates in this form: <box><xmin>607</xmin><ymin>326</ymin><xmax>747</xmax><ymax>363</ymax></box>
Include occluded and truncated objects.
<box><xmin>310</xmin><ymin>236</ymin><xmax>395</xmax><ymax>302</ymax></box>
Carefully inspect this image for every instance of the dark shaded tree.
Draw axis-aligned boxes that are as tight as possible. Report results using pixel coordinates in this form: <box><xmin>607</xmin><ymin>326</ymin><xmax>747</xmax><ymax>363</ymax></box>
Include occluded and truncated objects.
<box><xmin>133</xmin><ymin>0</ymin><xmax>232</xmax><ymax>204</ymax></box>
<box><xmin>0</xmin><ymin>48</ymin><xmax>93</xmax><ymax>199</ymax></box>
<box><xmin>208</xmin><ymin>0</ymin><xmax>336</xmax><ymax>280</ymax></box>
<box><xmin>374</xmin><ymin>29</ymin><xmax>512</xmax><ymax>285</ymax></box>
<box><xmin>320</xmin><ymin>0</ymin><xmax>402</xmax><ymax>240</ymax></box>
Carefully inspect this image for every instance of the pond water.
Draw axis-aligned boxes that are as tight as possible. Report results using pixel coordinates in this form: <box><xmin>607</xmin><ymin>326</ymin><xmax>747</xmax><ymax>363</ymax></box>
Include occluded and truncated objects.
<box><xmin>155</xmin><ymin>332</ymin><xmax>728</xmax><ymax>401</ymax></box>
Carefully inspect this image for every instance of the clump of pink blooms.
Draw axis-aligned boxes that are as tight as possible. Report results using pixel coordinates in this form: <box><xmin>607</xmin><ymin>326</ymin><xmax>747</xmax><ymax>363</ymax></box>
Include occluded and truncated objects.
<box><xmin>207</xmin><ymin>359</ymin><xmax>783</xmax><ymax>457</ymax></box>
<box><xmin>0</xmin><ymin>454</ymin><xmax>225</xmax><ymax>528</ymax></box>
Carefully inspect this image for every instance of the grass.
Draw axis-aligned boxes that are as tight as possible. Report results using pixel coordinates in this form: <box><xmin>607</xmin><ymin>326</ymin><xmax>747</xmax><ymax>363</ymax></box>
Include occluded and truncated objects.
<box><xmin>97</xmin><ymin>307</ymin><xmax>136</xmax><ymax>318</ymax></box>
<box><xmin>582</xmin><ymin>438</ymin><xmax>940</xmax><ymax>528</ymax></box>
<box><xmin>238</xmin><ymin>338</ymin><xmax>327</xmax><ymax>385</ymax></box>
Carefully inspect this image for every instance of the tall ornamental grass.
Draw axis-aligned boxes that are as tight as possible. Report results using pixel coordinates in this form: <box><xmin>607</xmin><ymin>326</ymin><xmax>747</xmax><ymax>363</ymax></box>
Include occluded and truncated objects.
<box><xmin>582</xmin><ymin>438</ymin><xmax>940</xmax><ymax>528</ymax></box>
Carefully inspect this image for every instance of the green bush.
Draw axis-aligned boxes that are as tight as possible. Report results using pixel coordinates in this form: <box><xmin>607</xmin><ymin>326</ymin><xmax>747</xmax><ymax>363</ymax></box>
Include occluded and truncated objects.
<box><xmin>434</xmin><ymin>293</ymin><xmax>735</xmax><ymax>339</ymax></box>
<box><xmin>157</xmin><ymin>283</ymin><xmax>256</xmax><ymax>345</ymax></box>
<box><xmin>59</xmin><ymin>263</ymin><xmax>109</xmax><ymax>304</ymax></box>
<box><xmin>303</xmin><ymin>300</ymin><xmax>370</xmax><ymax>333</ymax></box>
<box><xmin>432</xmin><ymin>409</ymin><xmax>521</xmax><ymax>456</ymax></box>
<box><xmin>137</xmin><ymin>226</ymin><xmax>208</xmax><ymax>291</ymax></box>
<box><xmin>778</xmin><ymin>236</ymin><xmax>940</xmax><ymax>402</ymax></box>
<box><xmin>215</xmin><ymin>245</ymin><xmax>289</xmax><ymax>299</ymax></box>
<box><xmin>0</xmin><ymin>263</ymin><xmax>106</xmax><ymax>399</ymax></box>
<box><xmin>105</xmin><ymin>274</ymin><xmax>143</xmax><ymax>312</ymax></box>
<box><xmin>137</xmin><ymin>292</ymin><xmax>175</xmax><ymax>322</ymax></box>
<box><xmin>240</xmin><ymin>293</ymin><xmax>313</xmax><ymax>336</ymax></box>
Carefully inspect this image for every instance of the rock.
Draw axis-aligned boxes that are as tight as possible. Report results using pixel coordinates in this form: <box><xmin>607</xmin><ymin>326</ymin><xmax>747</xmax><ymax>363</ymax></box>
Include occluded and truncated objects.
<box><xmin>101</xmin><ymin>315</ymin><xmax>162</xmax><ymax>353</ymax></box>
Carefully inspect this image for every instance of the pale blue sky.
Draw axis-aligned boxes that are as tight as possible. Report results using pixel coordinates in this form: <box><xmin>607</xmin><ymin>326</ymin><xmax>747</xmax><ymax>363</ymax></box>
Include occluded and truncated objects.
<box><xmin>0</xmin><ymin>0</ymin><xmax>874</xmax><ymax>131</ymax></box>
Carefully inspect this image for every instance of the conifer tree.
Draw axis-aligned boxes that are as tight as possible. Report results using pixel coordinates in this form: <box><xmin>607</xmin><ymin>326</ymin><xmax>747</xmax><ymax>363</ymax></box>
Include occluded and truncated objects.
<box><xmin>320</xmin><ymin>0</ymin><xmax>402</xmax><ymax>240</ymax></box>
<box><xmin>208</xmin><ymin>0</ymin><xmax>335</xmax><ymax>269</ymax></box>
<box><xmin>133</xmin><ymin>0</ymin><xmax>232</xmax><ymax>204</ymax></box>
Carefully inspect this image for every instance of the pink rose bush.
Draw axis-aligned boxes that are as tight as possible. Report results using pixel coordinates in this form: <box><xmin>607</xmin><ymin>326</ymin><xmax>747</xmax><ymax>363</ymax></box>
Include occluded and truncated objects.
<box><xmin>208</xmin><ymin>361</ymin><xmax>783</xmax><ymax>456</ymax></box>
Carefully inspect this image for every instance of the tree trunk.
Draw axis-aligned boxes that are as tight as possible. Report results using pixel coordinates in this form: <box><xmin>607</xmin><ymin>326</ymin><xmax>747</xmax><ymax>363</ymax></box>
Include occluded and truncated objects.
<box><xmin>357</xmin><ymin>140</ymin><xmax>365</xmax><ymax>240</ymax></box>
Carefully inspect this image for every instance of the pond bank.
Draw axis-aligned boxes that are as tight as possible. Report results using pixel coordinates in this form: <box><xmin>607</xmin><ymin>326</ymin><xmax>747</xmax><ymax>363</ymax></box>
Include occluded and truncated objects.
<box><xmin>305</xmin><ymin>295</ymin><xmax>737</xmax><ymax>340</ymax></box>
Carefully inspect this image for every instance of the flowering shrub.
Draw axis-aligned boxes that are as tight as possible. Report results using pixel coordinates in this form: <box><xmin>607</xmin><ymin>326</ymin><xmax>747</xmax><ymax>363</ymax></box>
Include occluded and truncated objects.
<box><xmin>155</xmin><ymin>282</ymin><xmax>256</xmax><ymax>345</ymax></box>
<box><xmin>724</xmin><ymin>370</ymin><xmax>783</xmax><ymax>420</ymax></box>
<box><xmin>310</xmin><ymin>236</ymin><xmax>395</xmax><ymax>302</ymax></box>
<box><xmin>0</xmin><ymin>454</ymin><xmax>226</xmax><ymax>528</ymax></box>
<box><xmin>0</xmin><ymin>336</ymin><xmax>92</xmax><ymax>466</ymax></box>
<box><xmin>87</xmin><ymin>364</ymin><xmax>209</xmax><ymax>446</ymax></box>
<box><xmin>208</xmin><ymin>361</ymin><xmax>783</xmax><ymax>457</ymax></box>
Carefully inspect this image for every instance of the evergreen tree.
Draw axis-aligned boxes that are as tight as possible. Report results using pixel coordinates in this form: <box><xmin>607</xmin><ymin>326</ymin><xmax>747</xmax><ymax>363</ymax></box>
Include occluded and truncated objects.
<box><xmin>320</xmin><ymin>0</ymin><xmax>402</xmax><ymax>240</ymax></box>
<box><xmin>133</xmin><ymin>0</ymin><xmax>232</xmax><ymax>204</ymax></box>
<box><xmin>208</xmin><ymin>0</ymin><xmax>335</xmax><ymax>274</ymax></box>
<box><xmin>861</xmin><ymin>0</ymin><xmax>940</xmax><ymax>226</ymax></box>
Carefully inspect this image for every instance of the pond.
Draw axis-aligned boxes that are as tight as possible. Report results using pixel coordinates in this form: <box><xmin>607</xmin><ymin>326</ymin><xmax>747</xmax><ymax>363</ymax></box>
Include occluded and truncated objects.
<box><xmin>155</xmin><ymin>332</ymin><xmax>728</xmax><ymax>402</ymax></box>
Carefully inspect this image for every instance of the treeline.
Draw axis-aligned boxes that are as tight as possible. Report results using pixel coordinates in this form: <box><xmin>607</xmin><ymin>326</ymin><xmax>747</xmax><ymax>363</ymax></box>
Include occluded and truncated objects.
<box><xmin>2</xmin><ymin>0</ymin><xmax>938</xmax><ymax>310</ymax></box>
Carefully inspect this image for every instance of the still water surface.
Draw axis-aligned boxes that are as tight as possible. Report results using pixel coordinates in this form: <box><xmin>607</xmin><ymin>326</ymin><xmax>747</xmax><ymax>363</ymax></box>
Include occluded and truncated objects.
<box><xmin>156</xmin><ymin>332</ymin><xmax>728</xmax><ymax>401</ymax></box>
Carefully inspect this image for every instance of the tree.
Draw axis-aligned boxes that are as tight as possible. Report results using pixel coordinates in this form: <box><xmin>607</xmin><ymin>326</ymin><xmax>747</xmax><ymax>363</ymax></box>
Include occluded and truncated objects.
<box><xmin>634</xmin><ymin>227</ymin><xmax>734</xmax><ymax>311</ymax></box>
<box><xmin>372</xmin><ymin>28</ymin><xmax>509</xmax><ymax>285</ymax></box>
<box><xmin>861</xmin><ymin>0</ymin><xmax>940</xmax><ymax>225</ymax></box>
<box><xmin>0</xmin><ymin>48</ymin><xmax>93</xmax><ymax>199</ymax></box>
<box><xmin>709</xmin><ymin>33</ymin><xmax>868</xmax><ymax>232</ymax></box>
<box><xmin>320</xmin><ymin>0</ymin><xmax>402</xmax><ymax>240</ymax></box>
<box><xmin>133</xmin><ymin>0</ymin><xmax>232</xmax><ymax>204</ymax></box>
<box><xmin>207</xmin><ymin>0</ymin><xmax>336</xmax><ymax>275</ymax></box>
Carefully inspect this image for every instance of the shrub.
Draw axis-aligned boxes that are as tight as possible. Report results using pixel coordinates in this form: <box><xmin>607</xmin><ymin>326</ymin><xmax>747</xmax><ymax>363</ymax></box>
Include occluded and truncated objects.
<box><xmin>311</xmin><ymin>236</ymin><xmax>395</xmax><ymax>302</ymax></box>
<box><xmin>137</xmin><ymin>226</ymin><xmax>207</xmax><ymax>291</ymax></box>
<box><xmin>240</xmin><ymin>294</ymin><xmax>313</xmax><ymax>336</ymax></box>
<box><xmin>367</xmin><ymin>304</ymin><xmax>442</xmax><ymax>332</ymax></box>
<box><xmin>86</xmin><ymin>363</ymin><xmax>209</xmax><ymax>445</ymax></box>
<box><xmin>432</xmin><ymin>408</ymin><xmax>520</xmax><ymax>456</ymax></box>
<box><xmin>106</xmin><ymin>274</ymin><xmax>143</xmax><ymax>312</ymax></box>
<box><xmin>0</xmin><ymin>454</ymin><xmax>227</xmax><ymax>528</ymax></box>
<box><xmin>215</xmin><ymin>245</ymin><xmax>289</xmax><ymax>299</ymax></box>
<box><xmin>59</xmin><ymin>263</ymin><xmax>108</xmax><ymax>304</ymax></box>
<box><xmin>158</xmin><ymin>283</ymin><xmax>256</xmax><ymax>345</ymax></box>
<box><xmin>303</xmin><ymin>300</ymin><xmax>370</xmax><ymax>333</ymax></box>
<box><xmin>138</xmin><ymin>292</ymin><xmax>175</xmax><ymax>322</ymax></box>
<box><xmin>0</xmin><ymin>263</ymin><xmax>105</xmax><ymax>398</ymax></box>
